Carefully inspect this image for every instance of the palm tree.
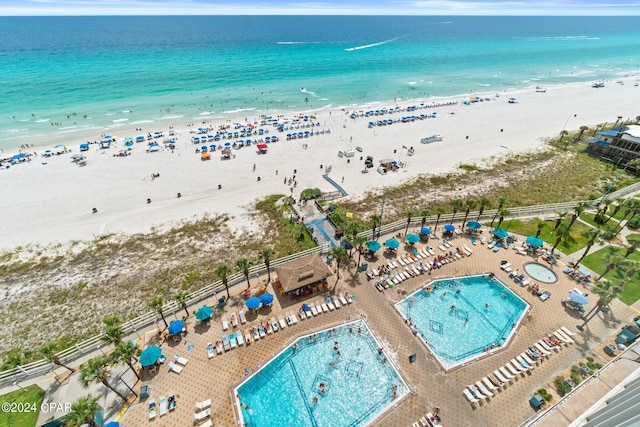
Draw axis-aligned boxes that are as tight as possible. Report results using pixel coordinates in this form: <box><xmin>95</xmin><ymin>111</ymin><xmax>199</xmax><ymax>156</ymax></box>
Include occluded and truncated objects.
<box><xmin>39</xmin><ymin>342</ymin><xmax>74</xmax><ymax>374</ymax></box>
<box><xmin>579</xmin><ymin>278</ymin><xmax>624</xmax><ymax>328</ymax></box>
<box><xmin>101</xmin><ymin>314</ymin><xmax>121</xmax><ymax>328</ymax></box>
<box><xmin>574</xmin><ymin>228</ymin><xmax>603</xmax><ymax>266</ymax></box>
<box><xmin>552</xmin><ymin>224</ymin><xmax>574</xmax><ymax>252</ymax></box>
<box><xmin>330</xmin><ymin>246</ymin><xmax>349</xmax><ymax>288</ymax></box>
<box><xmin>558</xmin><ymin>129</ymin><xmax>569</xmax><ymax>142</ymax></box>
<box><xmin>625</xmin><ymin>239</ymin><xmax>640</xmax><ymax>258</ymax></box>
<box><xmin>496</xmin><ymin>208</ymin><xmax>510</xmax><ymax>229</ymax></box>
<box><xmin>555</xmin><ymin>212</ymin><xmax>567</xmax><ymax>230</ymax></box>
<box><xmin>613</xmin><ymin>115</ymin><xmax>623</xmax><ymax>128</ymax></box>
<box><xmin>476</xmin><ymin>197</ymin><xmax>491</xmax><ymax>222</ymax></box>
<box><xmin>404</xmin><ymin>210</ymin><xmax>414</xmax><ymax>235</ymax></box>
<box><xmin>149</xmin><ymin>296</ymin><xmax>168</xmax><ymax>328</ymax></box>
<box><xmin>535</xmin><ymin>219</ymin><xmax>546</xmax><ymax>238</ymax></box>
<box><xmin>419</xmin><ymin>209</ymin><xmax>430</xmax><ymax>227</ymax></box>
<box><xmin>369</xmin><ymin>214</ymin><xmax>381</xmax><ymax>240</ymax></box>
<box><xmin>65</xmin><ymin>395</ymin><xmax>100</xmax><ymax>427</ymax></box>
<box><xmin>606</xmin><ymin>198</ymin><xmax>625</xmax><ymax>222</ymax></box>
<box><xmin>577</xmin><ymin>125</ymin><xmax>589</xmax><ymax>140</ymax></box>
<box><xmin>215</xmin><ymin>264</ymin><xmax>231</xmax><ymax>299</ymax></box>
<box><xmin>461</xmin><ymin>199</ymin><xmax>477</xmax><ymax>232</ymax></box>
<box><xmin>491</xmin><ymin>197</ymin><xmax>507</xmax><ymax>226</ymax></box>
<box><xmin>79</xmin><ymin>356</ymin><xmax>128</xmax><ymax>402</ymax></box>
<box><xmin>259</xmin><ymin>247</ymin><xmax>274</xmax><ymax>282</ymax></box>
<box><xmin>628</xmin><ymin>158</ymin><xmax>640</xmax><ymax>176</ymax></box>
<box><xmin>568</xmin><ymin>202</ymin><xmax>588</xmax><ymax>230</ymax></box>
<box><xmin>352</xmin><ymin>234</ymin><xmax>367</xmax><ymax>268</ymax></box>
<box><xmin>236</xmin><ymin>258</ymin><xmax>251</xmax><ymax>288</ymax></box>
<box><xmin>174</xmin><ymin>291</ymin><xmax>190</xmax><ymax>318</ymax></box>
<box><xmin>636</xmin><ymin>115</ymin><xmax>640</xmax><ymax>125</ymax></box>
<box><xmin>433</xmin><ymin>207</ymin><xmax>445</xmax><ymax>232</ymax></box>
<box><xmin>113</xmin><ymin>340</ymin><xmax>141</xmax><ymax>380</ymax></box>
<box><xmin>449</xmin><ymin>199</ymin><xmax>464</xmax><ymax>225</ymax></box>
<box><xmin>597</xmin><ymin>248</ymin><xmax>627</xmax><ymax>281</ymax></box>
<box><xmin>101</xmin><ymin>324</ymin><xmax>124</xmax><ymax>346</ymax></box>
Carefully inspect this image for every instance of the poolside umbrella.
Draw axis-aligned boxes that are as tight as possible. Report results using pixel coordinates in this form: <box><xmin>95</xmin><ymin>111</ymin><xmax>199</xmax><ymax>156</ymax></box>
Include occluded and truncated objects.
<box><xmin>444</xmin><ymin>224</ymin><xmax>455</xmax><ymax>232</ymax></box>
<box><xmin>385</xmin><ymin>238</ymin><xmax>400</xmax><ymax>250</ymax></box>
<box><xmin>526</xmin><ymin>236</ymin><xmax>544</xmax><ymax>248</ymax></box>
<box><xmin>195</xmin><ymin>305</ymin><xmax>213</xmax><ymax>321</ymax></box>
<box><xmin>420</xmin><ymin>227</ymin><xmax>432</xmax><ymax>235</ymax></box>
<box><xmin>104</xmin><ymin>422</ymin><xmax>120</xmax><ymax>427</ymax></box>
<box><xmin>139</xmin><ymin>346</ymin><xmax>162</xmax><ymax>367</ymax></box>
<box><xmin>569</xmin><ymin>292</ymin><xmax>589</xmax><ymax>305</ymax></box>
<box><xmin>406</xmin><ymin>234</ymin><xmax>420</xmax><ymax>244</ymax></box>
<box><xmin>246</xmin><ymin>297</ymin><xmax>261</xmax><ymax>311</ymax></box>
<box><xmin>168</xmin><ymin>320</ymin><xmax>185</xmax><ymax>336</ymax></box>
<box><xmin>367</xmin><ymin>241</ymin><xmax>381</xmax><ymax>252</ymax></box>
<box><xmin>260</xmin><ymin>293</ymin><xmax>274</xmax><ymax>305</ymax></box>
<box><xmin>493</xmin><ymin>228</ymin><xmax>508</xmax><ymax>239</ymax></box>
<box><xmin>467</xmin><ymin>221</ymin><xmax>482</xmax><ymax>231</ymax></box>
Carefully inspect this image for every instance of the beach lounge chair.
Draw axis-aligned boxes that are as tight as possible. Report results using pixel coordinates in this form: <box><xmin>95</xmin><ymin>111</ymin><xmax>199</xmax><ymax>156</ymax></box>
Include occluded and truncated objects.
<box><xmin>270</xmin><ymin>317</ymin><xmax>279</xmax><ymax>332</ymax></box>
<box><xmin>487</xmin><ymin>240</ymin><xmax>496</xmax><ymax>249</ymax></box>
<box><xmin>438</xmin><ymin>244</ymin><xmax>446</xmax><ymax>251</ymax></box>
<box><xmin>310</xmin><ymin>303</ymin><xmax>318</xmax><ymax>316</ymax></box>
<box><xmin>303</xmin><ymin>303</ymin><xmax>312</xmax><ymax>317</ymax></box>
<box><xmin>534</xmin><ymin>342</ymin><xmax>551</xmax><ymax>356</ymax></box>
<box><xmin>471</xmin><ymin>235</ymin><xmax>477</xmax><ymax>245</ymax></box>
<box><xmin>159</xmin><ymin>396</ymin><xmax>167</xmax><ymax>416</ymax></box>
<box><xmin>195</xmin><ymin>399</ymin><xmax>211</xmax><ymax>410</ymax></box>
<box><xmin>215</xmin><ymin>340</ymin><xmax>223</xmax><ymax>354</ymax></box>
<box><xmin>521</xmin><ymin>352</ymin><xmax>537</xmax><ymax>366</ymax></box>
<box><xmin>397</xmin><ymin>258</ymin><xmax>406</xmax><ymax>266</ymax></box>
<box><xmin>516</xmin><ymin>355</ymin><xmax>534</xmax><ymax>370</ymax></box>
<box><xmin>298</xmin><ymin>308</ymin><xmax>307</xmax><ymax>319</ymax></box>
<box><xmin>290</xmin><ymin>312</ymin><xmax>299</xmax><ymax>323</ymax></box>
<box><xmin>344</xmin><ymin>292</ymin><xmax>353</xmax><ymax>303</ymax></box>
<box><xmin>510</xmin><ymin>360</ymin><xmax>528</xmax><ymax>373</ymax></box>
<box><xmin>463</xmin><ymin>244</ymin><xmax>473</xmax><ymax>254</ymax></box>
<box><xmin>221</xmin><ymin>316</ymin><xmax>229</xmax><ymax>331</ymax></box>
<box><xmin>278</xmin><ymin>316</ymin><xmax>287</xmax><ymax>329</ymax></box>
<box><xmin>148</xmin><ymin>400</ymin><xmax>157</xmax><ymax>419</ymax></box>
<box><xmin>174</xmin><ymin>354</ymin><xmax>189</xmax><ymax>366</ymax></box>
<box><xmin>339</xmin><ymin>294</ymin><xmax>348</xmax><ymax>305</ymax></box>
<box><xmin>239</xmin><ymin>310</ymin><xmax>247</xmax><ymax>324</ymax></box>
<box><xmin>194</xmin><ymin>408</ymin><xmax>211</xmax><ymax>421</ymax></box>
<box><xmin>554</xmin><ymin>330</ymin><xmax>574</xmax><ymax>344</ymax></box>
<box><xmin>230</xmin><ymin>313</ymin><xmax>238</xmax><ymax>327</ymax></box>
<box><xmin>469</xmin><ymin>385</ymin><xmax>487</xmax><ymax>399</ymax></box>
<box><xmin>420</xmin><ymin>416</ymin><xmax>430</xmax><ymax>426</ymax></box>
<box><xmin>494</xmin><ymin>369</ymin><xmax>511</xmax><ymax>384</ymax></box>
<box><xmin>493</xmin><ymin>242</ymin><xmax>502</xmax><ymax>252</ymax></box>
<box><xmin>505</xmin><ymin>362</ymin><xmax>522</xmax><ymax>376</ymax></box>
<box><xmin>199</xmin><ymin>420</ymin><xmax>213</xmax><ymax>427</ymax></box>
<box><xmin>483</xmin><ymin>377</ymin><xmax>499</xmax><ymax>391</ymax></box>
<box><xmin>229</xmin><ymin>332</ymin><xmax>237</xmax><ymax>348</ymax></box>
<box><xmin>463</xmin><ymin>388</ymin><xmax>479</xmax><ymax>404</ymax></box>
<box><xmin>326</xmin><ymin>297</ymin><xmax>335</xmax><ymax>310</ymax></box>
<box><xmin>222</xmin><ymin>334</ymin><xmax>231</xmax><ymax>351</ymax></box>
<box><xmin>561</xmin><ymin>326</ymin><xmax>577</xmax><ymax>336</ymax></box>
<box><xmin>499</xmin><ymin>366</ymin><xmax>516</xmax><ymax>380</ymax></box>
<box><xmin>258</xmin><ymin>325</ymin><xmax>266</xmax><ymax>338</ymax></box>
<box><xmin>333</xmin><ymin>296</ymin><xmax>342</xmax><ymax>308</ymax></box>
<box><xmin>207</xmin><ymin>343</ymin><xmax>215</xmax><ymax>359</ymax></box>
<box><xmin>320</xmin><ymin>302</ymin><xmax>329</xmax><ymax>313</ymax></box>
<box><xmin>168</xmin><ymin>362</ymin><xmax>183</xmax><ymax>374</ymax></box>
<box><xmin>476</xmin><ymin>381</ymin><xmax>494</xmax><ymax>397</ymax></box>
<box><xmin>236</xmin><ymin>330</ymin><xmax>244</xmax><ymax>346</ymax></box>
<box><xmin>539</xmin><ymin>291</ymin><xmax>551</xmax><ymax>301</ymax></box>
<box><xmin>244</xmin><ymin>329</ymin><xmax>253</xmax><ymax>345</ymax></box>
<box><xmin>538</xmin><ymin>339</ymin><xmax>557</xmax><ymax>351</ymax></box>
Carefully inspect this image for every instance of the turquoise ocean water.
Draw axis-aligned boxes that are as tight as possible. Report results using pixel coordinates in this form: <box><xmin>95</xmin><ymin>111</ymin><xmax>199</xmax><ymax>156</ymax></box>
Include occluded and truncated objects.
<box><xmin>1</xmin><ymin>16</ymin><xmax>639</xmax><ymax>149</ymax></box>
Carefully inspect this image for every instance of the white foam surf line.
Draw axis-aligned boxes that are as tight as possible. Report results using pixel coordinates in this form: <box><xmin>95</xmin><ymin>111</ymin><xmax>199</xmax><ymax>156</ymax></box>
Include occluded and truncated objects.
<box><xmin>344</xmin><ymin>37</ymin><xmax>399</xmax><ymax>52</ymax></box>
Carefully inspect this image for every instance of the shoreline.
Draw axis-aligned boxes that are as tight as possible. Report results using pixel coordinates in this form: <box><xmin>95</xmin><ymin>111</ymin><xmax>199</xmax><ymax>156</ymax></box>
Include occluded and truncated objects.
<box><xmin>1</xmin><ymin>77</ymin><xmax>639</xmax><ymax>251</ymax></box>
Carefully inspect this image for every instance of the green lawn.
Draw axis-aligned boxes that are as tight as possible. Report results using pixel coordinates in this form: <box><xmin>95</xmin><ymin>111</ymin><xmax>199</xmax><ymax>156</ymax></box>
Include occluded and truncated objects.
<box><xmin>579</xmin><ymin>212</ymin><xmax>619</xmax><ymax>230</ymax></box>
<box><xmin>580</xmin><ymin>246</ymin><xmax>640</xmax><ymax>305</ymax></box>
<box><xmin>504</xmin><ymin>218</ymin><xmax>592</xmax><ymax>255</ymax></box>
<box><xmin>0</xmin><ymin>385</ymin><xmax>44</xmax><ymax>427</ymax></box>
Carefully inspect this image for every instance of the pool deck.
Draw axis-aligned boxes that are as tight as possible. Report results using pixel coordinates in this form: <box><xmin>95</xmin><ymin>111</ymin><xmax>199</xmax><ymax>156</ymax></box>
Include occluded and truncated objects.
<box><xmin>119</xmin><ymin>231</ymin><xmax>637</xmax><ymax>427</ymax></box>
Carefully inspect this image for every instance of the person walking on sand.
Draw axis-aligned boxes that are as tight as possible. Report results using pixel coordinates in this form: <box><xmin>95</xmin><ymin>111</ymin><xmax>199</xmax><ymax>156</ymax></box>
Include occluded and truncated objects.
<box><xmin>253</xmin><ymin>163</ymin><xmax>256</xmax><ymax>172</ymax></box>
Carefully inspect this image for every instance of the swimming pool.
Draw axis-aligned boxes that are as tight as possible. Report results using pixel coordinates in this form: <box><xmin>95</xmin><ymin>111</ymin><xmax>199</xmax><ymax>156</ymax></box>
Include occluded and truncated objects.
<box><xmin>395</xmin><ymin>275</ymin><xmax>529</xmax><ymax>371</ymax></box>
<box><xmin>234</xmin><ymin>319</ymin><xmax>409</xmax><ymax>427</ymax></box>
<box><xmin>523</xmin><ymin>262</ymin><xmax>558</xmax><ymax>284</ymax></box>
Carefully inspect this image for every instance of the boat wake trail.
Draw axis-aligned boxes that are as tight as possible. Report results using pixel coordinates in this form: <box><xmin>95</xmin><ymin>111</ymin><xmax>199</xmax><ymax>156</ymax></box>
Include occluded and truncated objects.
<box><xmin>344</xmin><ymin>37</ymin><xmax>400</xmax><ymax>52</ymax></box>
<box><xmin>300</xmin><ymin>87</ymin><xmax>317</xmax><ymax>97</ymax></box>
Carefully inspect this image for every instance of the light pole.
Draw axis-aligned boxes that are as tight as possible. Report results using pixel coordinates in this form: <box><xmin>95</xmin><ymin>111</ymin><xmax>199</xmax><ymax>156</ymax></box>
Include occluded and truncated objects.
<box><xmin>13</xmin><ymin>381</ymin><xmax>25</xmax><ymax>392</ymax></box>
<box><xmin>562</xmin><ymin>113</ymin><xmax>577</xmax><ymax>132</ymax></box>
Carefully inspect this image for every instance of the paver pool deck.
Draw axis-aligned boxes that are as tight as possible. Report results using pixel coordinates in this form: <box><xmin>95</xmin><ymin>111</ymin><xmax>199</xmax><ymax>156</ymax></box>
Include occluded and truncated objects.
<box><xmin>120</xmin><ymin>231</ymin><xmax>637</xmax><ymax>427</ymax></box>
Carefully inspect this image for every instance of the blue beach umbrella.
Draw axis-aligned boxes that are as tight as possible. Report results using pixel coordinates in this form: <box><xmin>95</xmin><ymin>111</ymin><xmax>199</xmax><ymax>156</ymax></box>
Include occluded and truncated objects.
<box><xmin>195</xmin><ymin>305</ymin><xmax>213</xmax><ymax>321</ymax></box>
<box><xmin>246</xmin><ymin>297</ymin><xmax>261</xmax><ymax>311</ymax></box>
<box><xmin>104</xmin><ymin>422</ymin><xmax>120</xmax><ymax>427</ymax></box>
<box><xmin>526</xmin><ymin>236</ymin><xmax>544</xmax><ymax>248</ymax></box>
<box><xmin>260</xmin><ymin>293</ymin><xmax>274</xmax><ymax>305</ymax></box>
<box><xmin>385</xmin><ymin>238</ymin><xmax>400</xmax><ymax>250</ymax></box>
<box><xmin>444</xmin><ymin>224</ymin><xmax>455</xmax><ymax>232</ymax></box>
<box><xmin>367</xmin><ymin>241</ymin><xmax>381</xmax><ymax>252</ymax></box>
<box><xmin>139</xmin><ymin>346</ymin><xmax>162</xmax><ymax>367</ymax></box>
<box><xmin>569</xmin><ymin>292</ymin><xmax>589</xmax><ymax>305</ymax></box>
<box><xmin>467</xmin><ymin>221</ymin><xmax>482</xmax><ymax>231</ymax></box>
<box><xmin>406</xmin><ymin>234</ymin><xmax>420</xmax><ymax>244</ymax></box>
<box><xmin>493</xmin><ymin>228</ymin><xmax>508</xmax><ymax>239</ymax></box>
<box><xmin>420</xmin><ymin>227</ymin><xmax>432</xmax><ymax>235</ymax></box>
<box><xmin>168</xmin><ymin>320</ymin><xmax>185</xmax><ymax>335</ymax></box>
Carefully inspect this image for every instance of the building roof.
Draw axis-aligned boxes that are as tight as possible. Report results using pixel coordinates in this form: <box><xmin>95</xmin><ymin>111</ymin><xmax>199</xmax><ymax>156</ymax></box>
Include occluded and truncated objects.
<box><xmin>623</xmin><ymin>125</ymin><xmax>640</xmax><ymax>138</ymax></box>
<box><xmin>274</xmin><ymin>253</ymin><xmax>334</xmax><ymax>293</ymax></box>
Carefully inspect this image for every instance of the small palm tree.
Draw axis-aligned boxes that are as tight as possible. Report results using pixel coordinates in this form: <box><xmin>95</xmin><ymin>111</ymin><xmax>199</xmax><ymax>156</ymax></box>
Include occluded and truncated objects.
<box><xmin>476</xmin><ymin>198</ymin><xmax>491</xmax><ymax>222</ymax></box>
<box><xmin>450</xmin><ymin>199</ymin><xmax>464</xmax><ymax>225</ymax></box>
<box><xmin>606</xmin><ymin>198</ymin><xmax>625</xmax><ymax>222</ymax></box>
<box><xmin>580</xmin><ymin>278</ymin><xmax>624</xmax><ymax>328</ymax></box>
<box><xmin>461</xmin><ymin>199</ymin><xmax>477</xmax><ymax>232</ymax></box>
<box><xmin>419</xmin><ymin>209</ymin><xmax>430</xmax><ymax>227</ymax></box>
<box><xmin>330</xmin><ymin>246</ymin><xmax>349</xmax><ymax>288</ymax></box>
<box><xmin>215</xmin><ymin>264</ymin><xmax>232</xmax><ymax>299</ymax></box>
<box><xmin>597</xmin><ymin>248</ymin><xmax>627</xmax><ymax>281</ymax></box>
<box><xmin>404</xmin><ymin>210</ymin><xmax>414</xmax><ymax>235</ymax></box>
<box><xmin>496</xmin><ymin>208</ymin><xmax>510</xmax><ymax>228</ymax></box>
<box><xmin>491</xmin><ymin>197</ymin><xmax>507</xmax><ymax>226</ymax></box>
<box><xmin>259</xmin><ymin>247</ymin><xmax>274</xmax><ymax>282</ymax></box>
<box><xmin>568</xmin><ymin>202</ymin><xmax>588</xmax><ymax>230</ymax></box>
<box><xmin>149</xmin><ymin>296</ymin><xmax>168</xmax><ymax>328</ymax></box>
<box><xmin>626</xmin><ymin>239</ymin><xmax>640</xmax><ymax>258</ymax></box>
<box><xmin>613</xmin><ymin>115</ymin><xmax>623</xmax><ymax>128</ymax></box>
<box><xmin>577</xmin><ymin>125</ymin><xmax>589</xmax><ymax>140</ymax></box>
<box><xmin>352</xmin><ymin>234</ymin><xmax>367</xmax><ymax>267</ymax></box>
<box><xmin>433</xmin><ymin>207</ymin><xmax>445</xmax><ymax>232</ymax></box>
<box><xmin>174</xmin><ymin>291</ymin><xmax>190</xmax><ymax>317</ymax></box>
<box><xmin>101</xmin><ymin>314</ymin><xmax>121</xmax><ymax>328</ymax></box>
<box><xmin>552</xmin><ymin>224</ymin><xmax>573</xmax><ymax>252</ymax></box>
<box><xmin>113</xmin><ymin>340</ymin><xmax>141</xmax><ymax>380</ymax></box>
<box><xmin>39</xmin><ymin>342</ymin><xmax>74</xmax><ymax>374</ymax></box>
<box><xmin>236</xmin><ymin>258</ymin><xmax>251</xmax><ymax>288</ymax></box>
<box><xmin>101</xmin><ymin>324</ymin><xmax>124</xmax><ymax>346</ymax></box>
<box><xmin>535</xmin><ymin>220</ymin><xmax>546</xmax><ymax>238</ymax></box>
<box><xmin>79</xmin><ymin>356</ymin><xmax>128</xmax><ymax>402</ymax></box>
<box><xmin>65</xmin><ymin>395</ymin><xmax>100</xmax><ymax>427</ymax></box>
<box><xmin>558</xmin><ymin>129</ymin><xmax>569</xmax><ymax>142</ymax></box>
<box><xmin>575</xmin><ymin>228</ymin><xmax>603</xmax><ymax>265</ymax></box>
<box><xmin>369</xmin><ymin>214</ymin><xmax>381</xmax><ymax>240</ymax></box>
<box><xmin>554</xmin><ymin>212</ymin><xmax>567</xmax><ymax>230</ymax></box>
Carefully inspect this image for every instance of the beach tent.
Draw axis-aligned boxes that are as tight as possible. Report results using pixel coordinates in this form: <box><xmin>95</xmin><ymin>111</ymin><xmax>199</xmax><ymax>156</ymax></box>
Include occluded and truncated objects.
<box><xmin>257</xmin><ymin>143</ymin><xmax>268</xmax><ymax>153</ymax></box>
<box><xmin>201</xmin><ymin>152</ymin><xmax>211</xmax><ymax>161</ymax></box>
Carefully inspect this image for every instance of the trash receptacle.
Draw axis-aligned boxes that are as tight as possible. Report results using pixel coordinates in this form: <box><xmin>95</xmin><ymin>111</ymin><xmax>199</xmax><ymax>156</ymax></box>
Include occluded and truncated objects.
<box><xmin>604</xmin><ymin>344</ymin><xmax>617</xmax><ymax>356</ymax></box>
<box><xmin>140</xmin><ymin>384</ymin><xmax>150</xmax><ymax>399</ymax></box>
<box><xmin>529</xmin><ymin>394</ymin><xmax>544</xmax><ymax>409</ymax></box>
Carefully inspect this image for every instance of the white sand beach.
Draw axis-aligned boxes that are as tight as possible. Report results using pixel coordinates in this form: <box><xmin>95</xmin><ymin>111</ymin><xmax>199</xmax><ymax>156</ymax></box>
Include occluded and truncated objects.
<box><xmin>1</xmin><ymin>78</ymin><xmax>638</xmax><ymax>250</ymax></box>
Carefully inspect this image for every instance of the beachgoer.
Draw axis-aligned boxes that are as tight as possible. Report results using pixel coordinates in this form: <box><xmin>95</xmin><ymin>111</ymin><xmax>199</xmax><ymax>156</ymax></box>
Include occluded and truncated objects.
<box><xmin>450</xmin><ymin>305</ymin><xmax>455</xmax><ymax>311</ymax></box>
<box><xmin>313</xmin><ymin>396</ymin><xmax>318</xmax><ymax>404</ymax></box>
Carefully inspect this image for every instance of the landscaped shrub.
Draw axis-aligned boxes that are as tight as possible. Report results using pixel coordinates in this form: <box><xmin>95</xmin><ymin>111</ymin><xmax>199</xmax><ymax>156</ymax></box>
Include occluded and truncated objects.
<box><xmin>537</xmin><ymin>388</ymin><xmax>552</xmax><ymax>402</ymax></box>
<box><xmin>570</xmin><ymin>370</ymin><xmax>582</xmax><ymax>385</ymax></box>
<box><xmin>555</xmin><ymin>376</ymin><xmax>572</xmax><ymax>397</ymax></box>
<box><xmin>627</xmin><ymin>215</ymin><xmax>640</xmax><ymax>229</ymax></box>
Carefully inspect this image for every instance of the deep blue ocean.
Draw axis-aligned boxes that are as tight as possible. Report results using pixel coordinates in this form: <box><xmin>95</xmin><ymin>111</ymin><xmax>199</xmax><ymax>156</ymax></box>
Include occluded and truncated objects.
<box><xmin>1</xmin><ymin>16</ymin><xmax>639</xmax><ymax>149</ymax></box>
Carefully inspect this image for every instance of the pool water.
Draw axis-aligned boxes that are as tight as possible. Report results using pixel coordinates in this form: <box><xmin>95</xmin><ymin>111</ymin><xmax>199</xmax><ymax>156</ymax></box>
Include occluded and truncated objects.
<box><xmin>235</xmin><ymin>320</ymin><xmax>409</xmax><ymax>427</ymax></box>
<box><xmin>523</xmin><ymin>262</ymin><xmax>558</xmax><ymax>284</ymax></box>
<box><xmin>395</xmin><ymin>275</ymin><xmax>529</xmax><ymax>370</ymax></box>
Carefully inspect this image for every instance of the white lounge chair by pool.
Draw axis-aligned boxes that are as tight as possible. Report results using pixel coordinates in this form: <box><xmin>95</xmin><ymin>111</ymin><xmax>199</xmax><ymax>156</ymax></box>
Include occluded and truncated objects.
<box><xmin>333</xmin><ymin>296</ymin><xmax>342</xmax><ymax>308</ymax></box>
<box><xmin>499</xmin><ymin>366</ymin><xmax>516</xmax><ymax>380</ymax></box>
<box><xmin>483</xmin><ymin>377</ymin><xmax>499</xmax><ymax>391</ymax></box>
<box><xmin>494</xmin><ymin>369</ymin><xmax>511</xmax><ymax>384</ymax></box>
<box><xmin>159</xmin><ymin>396</ymin><xmax>167</xmax><ymax>416</ymax></box>
<box><xmin>199</xmin><ymin>420</ymin><xmax>213</xmax><ymax>427</ymax></box>
<box><xmin>320</xmin><ymin>302</ymin><xmax>329</xmax><ymax>313</ymax></box>
<box><xmin>310</xmin><ymin>304</ymin><xmax>318</xmax><ymax>316</ymax></box>
<box><xmin>194</xmin><ymin>408</ymin><xmax>211</xmax><ymax>421</ymax></box>
<box><xmin>278</xmin><ymin>316</ymin><xmax>287</xmax><ymax>329</ymax></box>
<box><xmin>195</xmin><ymin>399</ymin><xmax>211</xmax><ymax>410</ymax></box>
<box><xmin>534</xmin><ymin>342</ymin><xmax>551</xmax><ymax>356</ymax></box>
<box><xmin>469</xmin><ymin>385</ymin><xmax>488</xmax><ymax>399</ymax></box>
<box><xmin>516</xmin><ymin>355</ymin><xmax>534</xmax><ymax>370</ymax></box>
<box><xmin>174</xmin><ymin>354</ymin><xmax>189</xmax><ymax>365</ymax></box>
<box><xmin>236</xmin><ymin>330</ymin><xmax>244</xmax><ymax>346</ymax></box>
<box><xmin>554</xmin><ymin>330</ymin><xmax>573</xmax><ymax>344</ymax></box>
<box><xmin>521</xmin><ymin>352</ymin><xmax>537</xmax><ymax>366</ymax></box>
<box><xmin>207</xmin><ymin>343</ymin><xmax>215</xmax><ymax>359</ymax></box>
<box><xmin>339</xmin><ymin>295</ymin><xmax>348</xmax><ymax>305</ymax></box>
<box><xmin>561</xmin><ymin>326</ymin><xmax>577</xmax><ymax>336</ymax></box>
<box><xmin>326</xmin><ymin>298</ymin><xmax>335</xmax><ymax>310</ymax></box>
<box><xmin>476</xmin><ymin>381</ymin><xmax>494</xmax><ymax>397</ymax></box>
<box><xmin>463</xmin><ymin>388</ymin><xmax>479</xmax><ymax>403</ymax></box>
<box><xmin>221</xmin><ymin>316</ymin><xmax>229</xmax><ymax>331</ymax></box>
<box><xmin>239</xmin><ymin>310</ymin><xmax>247</xmax><ymax>324</ymax></box>
<box><xmin>505</xmin><ymin>363</ymin><xmax>521</xmax><ymax>377</ymax></box>
<box><xmin>168</xmin><ymin>362</ymin><xmax>182</xmax><ymax>374</ymax></box>
<box><xmin>270</xmin><ymin>317</ymin><xmax>279</xmax><ymax>332</ymax></box>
